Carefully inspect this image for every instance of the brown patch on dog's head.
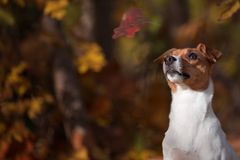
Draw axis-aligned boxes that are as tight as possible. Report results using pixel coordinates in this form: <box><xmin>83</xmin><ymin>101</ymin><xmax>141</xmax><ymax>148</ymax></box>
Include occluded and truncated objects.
<box><xmin>155</xmin><ymin>43</ymin><xmax>222</xmax><ymax>92</ymax></box>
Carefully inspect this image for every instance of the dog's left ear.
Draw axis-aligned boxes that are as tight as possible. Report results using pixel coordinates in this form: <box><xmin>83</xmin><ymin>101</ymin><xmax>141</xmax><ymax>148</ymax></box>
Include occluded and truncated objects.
<box><xmin>154</xmin><ymin>48</ymin><xmax>176</xmax><ymax>63</ymax></box>
<box><xmin>197</xmin><ymin>43</ymin><xmax>222</xmax><ymax>63</ymax></box>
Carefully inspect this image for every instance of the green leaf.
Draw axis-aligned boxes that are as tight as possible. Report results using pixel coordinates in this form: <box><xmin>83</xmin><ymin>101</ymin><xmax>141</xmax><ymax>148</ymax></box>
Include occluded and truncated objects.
<box><xmin>219</xmin><ymin>0</ymin><xmax>240</xmax><ymax>21</ymax></box>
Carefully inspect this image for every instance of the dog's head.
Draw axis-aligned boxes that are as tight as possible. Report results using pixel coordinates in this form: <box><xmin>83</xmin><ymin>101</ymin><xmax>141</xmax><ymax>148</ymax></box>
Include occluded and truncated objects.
<box><xmin>155</xmin><ymin>43</ymin><xmax>222</xmax><ymax>92</ymax></box>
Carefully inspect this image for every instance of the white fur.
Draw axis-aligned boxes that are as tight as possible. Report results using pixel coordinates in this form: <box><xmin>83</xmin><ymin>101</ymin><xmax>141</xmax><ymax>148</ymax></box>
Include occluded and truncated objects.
<box><xmin>165</xmin><ymin>55</ymin><xmax>185</xmax><ymax>84</ymax></box>
<box><xmin>163</xmin><ymin>81</ymin><xmax>239</xmax><ymax>160</ymax></box>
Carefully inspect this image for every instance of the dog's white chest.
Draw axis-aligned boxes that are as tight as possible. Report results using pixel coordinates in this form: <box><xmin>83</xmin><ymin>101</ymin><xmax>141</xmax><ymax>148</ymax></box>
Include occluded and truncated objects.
<box><xmin>170</xmin><ymin>86</ymin><xmax>211</xmax><ymax>128</ymax></box>
<box><xmin>162</xmin><ymin>82</ymin><xmax>238</xmax><ymax>160</ymax></box>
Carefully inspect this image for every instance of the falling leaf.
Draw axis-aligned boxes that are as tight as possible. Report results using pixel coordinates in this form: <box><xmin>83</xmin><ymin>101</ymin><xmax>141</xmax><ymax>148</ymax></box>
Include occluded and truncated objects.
<box><xmin>112</xmin><ymin>7</ymin><xmax>149</xmax><ymax>39</ymax></box>
<box><xmin>219</xmin><ymin>0</ymin><xmax>240</xmax><ymax>21</ymax></box>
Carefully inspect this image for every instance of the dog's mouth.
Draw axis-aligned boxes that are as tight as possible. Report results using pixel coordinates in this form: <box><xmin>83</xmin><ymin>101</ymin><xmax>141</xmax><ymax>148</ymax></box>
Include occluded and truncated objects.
<box><xmin>166</xmin><ymin>70</ymin><xmax>190</xmax><ymax>79</ymax></box>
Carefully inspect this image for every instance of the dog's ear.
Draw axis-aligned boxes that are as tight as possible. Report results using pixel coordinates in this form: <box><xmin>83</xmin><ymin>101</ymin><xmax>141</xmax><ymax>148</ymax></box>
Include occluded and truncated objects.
<box><xmin>154</xmin><ymin>48</ymin><xmax>176</xmax><ymax>63</ymax></box>
<box><xmin>196</xmin><ymin>43</ymin><xmax>207</xmax><ymax>53</ymax></box>
<box><xmin>197</xmin><ymin>43</ymin><xmax>222</xmax><ymax>63</ymax></box>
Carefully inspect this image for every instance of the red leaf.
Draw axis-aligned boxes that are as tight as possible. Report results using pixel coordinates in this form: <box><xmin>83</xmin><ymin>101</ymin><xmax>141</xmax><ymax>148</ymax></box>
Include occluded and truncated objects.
<box><xmin>112</xmin><ymin>7</ymin><xmax>149</xmax><ymax>39</ymax></box>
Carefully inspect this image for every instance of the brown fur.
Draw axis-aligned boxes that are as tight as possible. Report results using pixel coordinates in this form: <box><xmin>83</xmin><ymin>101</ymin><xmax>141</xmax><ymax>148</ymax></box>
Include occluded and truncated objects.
<box><xmin>155</xmin><ymin>43</ymin><xmax>222</xmax><ymax>92</ymax></box>
<box><xmin>167</xmin><ymin>80</ymin><xmax>177</xmax><ymax>93</ymax></box>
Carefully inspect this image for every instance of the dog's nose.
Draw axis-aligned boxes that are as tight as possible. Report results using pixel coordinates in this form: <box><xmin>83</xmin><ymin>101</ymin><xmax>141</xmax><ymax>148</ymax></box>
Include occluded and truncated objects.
<box><xmin>165</xmin><ymin>56</ymin><xmax>177</xmax><ymax>65</ymax></box>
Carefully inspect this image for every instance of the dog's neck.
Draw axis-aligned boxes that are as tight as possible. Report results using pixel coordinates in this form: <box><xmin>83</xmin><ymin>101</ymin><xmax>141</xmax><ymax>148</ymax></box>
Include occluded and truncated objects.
<box><xmin>169</xmin><ymin>79</ymin><xmax>216</xmax><ymax>128</ymax></box>
<box><xmin>167</xmin><ymin>80</ymin><xmax>218</xmax><ymax>151</ymax></box>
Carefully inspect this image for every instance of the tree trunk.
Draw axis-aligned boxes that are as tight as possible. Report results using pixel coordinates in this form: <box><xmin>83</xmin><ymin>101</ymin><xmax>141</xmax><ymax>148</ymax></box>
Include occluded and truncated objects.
<box><xmin>53</xmin><ymin>49</ymin><xmax>88</xmax><ymax>139</ymax></box>
<box><xmin>49</xmin><ymin>0</ymin><xmax>98</xmax><ymax>157</ymax></box>
<box><xmin>41</xmin><ymin>15</ymin><xmax>90</xmax><ymax>155</ymax></box>
<box><xmin>94</xmin><ymin>0</ymin><xmax>115</xmax><ymax>59</ymax></box>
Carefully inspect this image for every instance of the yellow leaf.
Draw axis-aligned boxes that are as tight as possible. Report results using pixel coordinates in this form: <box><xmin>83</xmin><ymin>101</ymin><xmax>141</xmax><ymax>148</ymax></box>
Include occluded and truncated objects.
<box><xmin>28</xmin><ymin>98</ymin><xmax>43</xmax><ymax>119</ymax></box>
<box><xmin>7</xmin><ymin>62</ymin><xmax>27</xmax><ymax>84</ymax></box>
<box><xmin>44</xmin><ymin>0</ymin><xmax>69</xmax><ymax>20</ymax></box>
<box><xmin>28</xmin><ymin>93</ymin><xmax>54</xmax><ymax>119</ymax></box>
<box><xmin>52</xmin><ymin>9</ymin><xmax>66</xmax><ymax>20</ymax></box>
<box><xmin>76</xmin><ymin>43</ymin><xmax>106</xmax><ymax>74</ymax></box>
<box><xmin>219</xmin><ymin>0</ymin><xmax>240</xmax><ymax>21</ymax></box>
<box><xmin>6</xmin><ymin>62</ymin><xmax>30</xmax><ymax>96</ymax></box>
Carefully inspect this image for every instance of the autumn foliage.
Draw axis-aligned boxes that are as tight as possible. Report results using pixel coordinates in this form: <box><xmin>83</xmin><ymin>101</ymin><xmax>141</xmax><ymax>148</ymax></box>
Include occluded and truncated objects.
<box><xmin>0</xmin><ymin>0</ymin><xmax>240</xmax><ymax>160</ymax></box>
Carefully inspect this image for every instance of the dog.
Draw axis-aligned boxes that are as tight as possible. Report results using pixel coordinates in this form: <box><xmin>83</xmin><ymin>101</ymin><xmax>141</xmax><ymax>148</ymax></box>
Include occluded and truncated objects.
<box><xmin>155</xmin><ymin>43</ymin><xmax>238</xmax><ymax>160</ymax></box>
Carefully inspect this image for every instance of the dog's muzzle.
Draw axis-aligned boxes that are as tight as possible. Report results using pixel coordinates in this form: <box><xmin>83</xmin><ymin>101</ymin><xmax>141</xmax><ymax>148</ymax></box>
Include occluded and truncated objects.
<box><xmin>166</xmin><ymin>69</ymin><xmax>190</xmax><ymax>79</ymax></box>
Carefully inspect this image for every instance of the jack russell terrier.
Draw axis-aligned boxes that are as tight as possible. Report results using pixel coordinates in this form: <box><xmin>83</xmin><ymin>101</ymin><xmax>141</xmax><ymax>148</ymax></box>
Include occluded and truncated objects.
<box><xmin>155</xmin><ymin>43</ymin><xmax>238</xmax><ymax>160</ymax></box>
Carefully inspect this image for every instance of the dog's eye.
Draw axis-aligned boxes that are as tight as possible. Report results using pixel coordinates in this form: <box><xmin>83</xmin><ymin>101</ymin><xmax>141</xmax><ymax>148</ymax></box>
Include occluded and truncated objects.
<box><xmin>188</xmin><ymin>52</ymin><xmax>198</xmax><ymax>60</ymax></box>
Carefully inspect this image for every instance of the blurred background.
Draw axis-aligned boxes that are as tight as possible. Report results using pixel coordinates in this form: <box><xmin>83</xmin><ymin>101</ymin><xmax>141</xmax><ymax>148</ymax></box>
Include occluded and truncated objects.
<box><xmin>0</xmin><ymin>0</ymin><xmax>240</xmax><ymax>159</ymax></box>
